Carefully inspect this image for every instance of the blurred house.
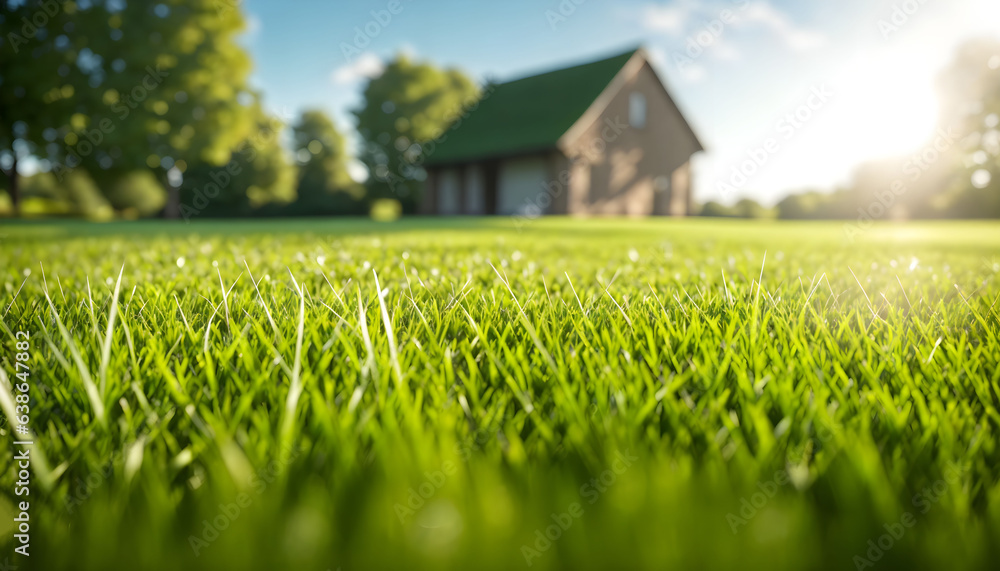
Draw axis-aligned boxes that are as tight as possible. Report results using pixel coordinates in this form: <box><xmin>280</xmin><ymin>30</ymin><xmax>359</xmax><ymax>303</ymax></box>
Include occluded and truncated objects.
<box><xmin>422</xmin><ymin>47</ymin><xmax>703</xmax><ymax>217</ymax></box>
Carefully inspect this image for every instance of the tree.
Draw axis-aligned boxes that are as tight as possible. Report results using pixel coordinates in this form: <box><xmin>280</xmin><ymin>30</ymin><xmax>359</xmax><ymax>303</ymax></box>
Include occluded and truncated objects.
<box><xmin>0</xmin><ymin>0</ymin><xmax>92</xmax><ymax>214</ymax></box>
<box><xmin>733</xmin><ymin>198</ymin><xmax>775</xmax><ymax>219</ymax></box>
<box><xmin>287</xmin><ymin>109</ymin><xmax>362</xmax><ymax>215</ymax></box>
<box><xmin>18</xmin><ymin>171</ymin><xmax>68</xmax><ymax>215</ymax></box>
<box><xmin>3</xmin><ymin>0</ymin><xmax>295</xmax><ymax>220</ymax></box>
<box><xmin>354</xmin><ymin>54</ymin><xmax>479</xmax><ymax>212</ymax></box>
<box><xmin>105</xmin><ymin>170</ymin><xmax>167</xmax><ymax>218</ymax></box>
<box><xmin>15</xmin><ymin>169</ymin><xmax>112</xmax><ymax>218</ymax></box>
<box><xmin>698</xmin><ymin>200</ymin><xmax>737</xmax><ymax>218</ymax></box>
<box><xmin>934</xmin><ymin>38</ymin><xmax>1000</xmax><ymax>217</ymax></box>
<box><xmin>104</xmin><ymin>0</ymin><xmax>259</xmax><ymax>217</ymax></box>
<box><xmin>699</xmin><ymin>198</ymin><xmax>773</xmax><ymax>218</ymax></box>
<box><xmin>60</xmin><ymin>169</ymin><xmax>113</xmax><ymax>219</ymax></box>
<box><xmin>178</xmin><ymin>102</ymin><xmax>297</xmax><ymax>219</ymax></box>
<box><xmin>5</xmin><ymin>0</ymin><xmax>262</xmax><ymax>218</ymax></box>
<box><xmin>777</xmin><ymin>191</ymin><xmax>829</xmax><ymax>219</ymax></box>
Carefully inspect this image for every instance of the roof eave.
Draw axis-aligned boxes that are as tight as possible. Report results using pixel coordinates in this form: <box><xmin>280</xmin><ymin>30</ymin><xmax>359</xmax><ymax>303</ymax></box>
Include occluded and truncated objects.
<box><xmin>423</xmin><ymin>145</ymin><xmax>562</xmax><ymax>169</ymax></box>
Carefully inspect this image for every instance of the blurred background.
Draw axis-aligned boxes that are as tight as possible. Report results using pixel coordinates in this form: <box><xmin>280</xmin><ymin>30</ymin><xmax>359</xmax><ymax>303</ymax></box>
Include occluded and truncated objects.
<box><xmin>0</xmin><ymin>0</ymin><xmax>998</xmax><ymax>221</ymax></box>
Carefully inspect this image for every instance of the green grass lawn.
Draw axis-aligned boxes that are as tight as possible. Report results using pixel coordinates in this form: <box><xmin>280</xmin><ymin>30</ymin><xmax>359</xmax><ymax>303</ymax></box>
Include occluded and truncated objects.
<box><xmin>1</xmin><ymin>217</ymin><xmax>999</xmax><ymax>571</ymax></box>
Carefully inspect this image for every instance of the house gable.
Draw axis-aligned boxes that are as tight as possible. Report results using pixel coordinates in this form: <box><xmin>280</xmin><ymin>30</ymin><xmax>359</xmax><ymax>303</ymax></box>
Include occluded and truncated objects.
<box><xmin>559</xmin><ymin>48</ymin><xmax>703</xmax><ymax>157</ymax></box>
<box><xmin>557</xmin><ymin>50</ymin><xmax>704</xmax><ymax>216</ymax></box>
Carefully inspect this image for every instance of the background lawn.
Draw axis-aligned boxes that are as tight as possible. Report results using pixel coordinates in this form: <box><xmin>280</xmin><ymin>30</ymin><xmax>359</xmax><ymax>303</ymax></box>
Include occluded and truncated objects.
<box><xmin>1</xmin><ymin>218</ymin><xmax>1000</xmax><ymax>570</ymax></box>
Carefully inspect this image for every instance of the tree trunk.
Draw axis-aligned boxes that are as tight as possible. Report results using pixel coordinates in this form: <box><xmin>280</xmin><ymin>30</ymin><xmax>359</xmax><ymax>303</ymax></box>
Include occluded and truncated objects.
<box><xmin>164</xmin><ymin>178</ymin><xmax>180</xmax><ymax>219</ymax></box>
<box><xmin>7</xmin><ymin>155</ymin><xmax>19</xmax><ymax>216</ymax></box>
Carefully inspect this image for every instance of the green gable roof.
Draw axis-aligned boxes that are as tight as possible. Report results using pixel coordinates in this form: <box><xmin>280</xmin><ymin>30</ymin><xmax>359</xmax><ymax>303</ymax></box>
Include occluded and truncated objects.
<box><xmin>424</xmin><ymin>48</ymin><xmax>639</xmax><ymax>167</ymax></box>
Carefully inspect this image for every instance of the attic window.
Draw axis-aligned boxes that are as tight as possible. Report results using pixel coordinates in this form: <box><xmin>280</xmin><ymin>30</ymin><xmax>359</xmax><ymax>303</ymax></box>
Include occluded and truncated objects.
<box><xmin>629</xmin><ymin>92</ymin><xmax>646</xmax><ymax>128</ymax></box>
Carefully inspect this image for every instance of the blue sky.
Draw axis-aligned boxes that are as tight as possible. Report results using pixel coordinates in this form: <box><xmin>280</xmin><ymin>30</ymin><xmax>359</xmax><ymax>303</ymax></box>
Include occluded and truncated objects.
<box><xmin>242</xmin><ymin>0</ymin><xmax>1000</xmax><ymax>205</ymax></box>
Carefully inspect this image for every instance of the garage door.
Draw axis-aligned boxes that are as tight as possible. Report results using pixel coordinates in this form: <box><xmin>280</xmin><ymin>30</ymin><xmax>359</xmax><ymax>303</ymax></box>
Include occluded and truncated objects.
<box><xmin>437</xmin><ymin>168</ymin><xmax>461</xmax><ymax>215</ymax></box>
<box><xmin>465</xmin><ymin>165</ymin><xmax>486</xmax><ymax>215</ymax></box>
<box><xmin>498</xmin><ymin>157</ymin><xmax>548</xmax><ymax>216</ymax></box>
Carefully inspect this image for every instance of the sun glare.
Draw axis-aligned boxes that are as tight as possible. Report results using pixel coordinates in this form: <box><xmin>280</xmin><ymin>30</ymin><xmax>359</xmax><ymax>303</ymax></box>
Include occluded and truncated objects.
<box><xmin>834</xmin><ymin>57</ymin><xmax>940</xmax><ymax>160</ymax></box>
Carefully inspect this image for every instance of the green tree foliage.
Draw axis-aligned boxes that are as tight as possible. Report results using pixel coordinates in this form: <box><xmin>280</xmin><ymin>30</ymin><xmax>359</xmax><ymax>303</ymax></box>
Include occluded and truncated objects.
<box><xmin>285</xmin><ymin>109</ymin><xmax>362</xmax><ymax>215</ymax></box>
<box><xmin>62</xmin><ymin>168</ymin><xmax>113</xmax><ymax>219</ymax></box>
<box><xmin>105</xmin><ymin>170</ymin><xmax>167</xmax><ymax>218</ymax></box>
<box><xmin>0</xmin><ymin>0</ymin><xmax>91</xmax><ymax>213</ymax></box>
<box><xmin>19</xmin><ymin>171</ymin><xmax>69</xmax><ymax>214</ymax></box>
<box><xmin>699</xmin><ymin>198</ymin><xmax>774</xmax><ymax>218</ymax></box>
<box><xmin>354</xmin><ymin>54</ymin><xmax>479</xmax><ymax>212</ymax></box>
<box><xmin>179</xmin><ymin>104</ymin><xmax>297</xmax><ymax>219</ymax></box>
<box><xmin>776</xmin><ymin>191</ymin><xmax>844</xmax><ymax>219</ymax></box>
<box><xmin>935</xmin><ymin>38</ymin><xmax>1000</xmax><ymax>217</ymax></box>
<box><xmin>17</xmin><ymin>169</ymin><xmax>112</xmax><ymax>218</ymax></box>
<box><xmin>734</xmin><ymin>197</ymin><xmax>775</xmax><ymax>219</ymax></box>
<box><xmin>699</xmin><ymin>201</ymin><xmax>735</xmax><ymax>217</ymax></box>
<box><xmin>3</xmin><ymin>0</ymin><xmax>274</xmax><ymax>218</ymax></box>
<box><xmin>72</xmin><ymin>0</ymin><xmax>259</xmax><ymax>217</ymax></box>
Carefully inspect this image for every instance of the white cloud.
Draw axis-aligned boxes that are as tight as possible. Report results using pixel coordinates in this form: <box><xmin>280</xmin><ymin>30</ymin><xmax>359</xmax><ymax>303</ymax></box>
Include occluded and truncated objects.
<box><xmin>331</xmin><ymin>53</ymin><xmax>385</xmax><ymax>85</ymax></box>
<box><xmin>641</xmin><ymin>1</ymin><xmax>826</xmax><ymax>51</ymax></box>
<box><xmin>737</xmin><ymin>2</ymin><xmax>827</xmax><ymax>51</ymax></box>
<box><xmin>642</xmin><ymin>2</ymin><xmax>695</xmax><ymax>35</ymax></box>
